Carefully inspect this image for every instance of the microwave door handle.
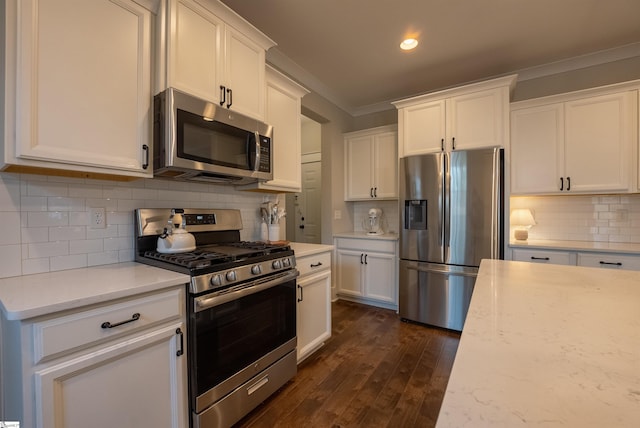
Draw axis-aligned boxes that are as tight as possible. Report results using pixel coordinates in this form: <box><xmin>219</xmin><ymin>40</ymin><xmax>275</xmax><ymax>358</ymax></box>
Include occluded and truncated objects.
<box><xmin>253</xmin><ymin>132</ymin><xmax>261</xmax><ymax>171</ymax></box>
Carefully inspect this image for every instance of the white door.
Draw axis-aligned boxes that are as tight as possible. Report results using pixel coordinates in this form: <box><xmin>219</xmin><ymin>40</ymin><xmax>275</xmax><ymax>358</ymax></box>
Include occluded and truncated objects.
<box><xmin>373</xmin><ymin>132</ymin><xmax>398</xmax><ymax>199</ymax></box>
<box><xmin>401</xmin><ymin>99</ymin><xmax>446</xmax><ymax>155</ymax></box>
<box><xmin>336</xmin><ymin>250</ymin><xmax>364</xmax><ymax>298</ymax></box>
<box><xmin>345</xmin><ymin>135</ymin><xmax>374</xmax><ymax>200</ymax></box>
<box><xmin>364</xmin><ymin>252</ymin><xmax>396</xmax><ymax>304</ymax></box>
<box><xmin>448</xmin><ymin>88</ymin><xmax>503</xmax><ymax>151</ymax></box>
<box><xmin>294</xmin><ymin>160</ymin><xmax>322</xmax><ymax>243</ymax></box>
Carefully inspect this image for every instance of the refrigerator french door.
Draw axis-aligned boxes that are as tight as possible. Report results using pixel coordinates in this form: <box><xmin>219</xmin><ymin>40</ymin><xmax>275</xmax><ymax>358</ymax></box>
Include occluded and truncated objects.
<box><xmin>399</xmin><ymin>148</ymin><xmax>503</xmax><ymax>331</ymax></box>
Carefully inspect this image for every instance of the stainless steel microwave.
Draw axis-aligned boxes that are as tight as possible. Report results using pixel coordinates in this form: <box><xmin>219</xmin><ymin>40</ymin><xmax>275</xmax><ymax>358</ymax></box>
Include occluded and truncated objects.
<box><xmin>153</xmin><ymin>88</ymin><xmax>273</xmax><ymax>184</ymax></box>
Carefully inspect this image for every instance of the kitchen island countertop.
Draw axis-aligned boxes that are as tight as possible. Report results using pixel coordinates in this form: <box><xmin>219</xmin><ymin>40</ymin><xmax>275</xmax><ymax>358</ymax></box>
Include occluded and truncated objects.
<box><xmin>0</xmin><ymin>263</ymin><xmax>189</xmax><ymax>321</ymax></box>
<box><xmin>437</xmin><ymin>259</ymin><xmax>640</xmax><ymax>427</ymax></box>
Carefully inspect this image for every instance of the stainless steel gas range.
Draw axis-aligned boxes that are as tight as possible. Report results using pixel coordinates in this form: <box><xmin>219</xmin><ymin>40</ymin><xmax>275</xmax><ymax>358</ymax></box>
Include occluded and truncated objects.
<box><xmin>134</xmin><ymin>208</ymin><xmax>298</xmax><ymax>428</ymax></box>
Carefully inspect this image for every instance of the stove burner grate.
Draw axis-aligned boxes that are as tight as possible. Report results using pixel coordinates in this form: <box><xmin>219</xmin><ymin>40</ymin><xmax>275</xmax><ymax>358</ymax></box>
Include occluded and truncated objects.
<box><xmin>143</xmin><ymin>250</ymin><xmax>233</xmax><ymax>269</ymax></box>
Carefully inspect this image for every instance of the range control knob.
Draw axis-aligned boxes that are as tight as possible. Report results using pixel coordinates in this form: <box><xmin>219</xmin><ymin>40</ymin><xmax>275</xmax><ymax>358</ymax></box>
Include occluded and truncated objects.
<box><xmin>210</xmin><ymin>274</ymin><xmax>222</xmax><ymax>287</ymax></box>
<box><xmin>251</xmin><ymin>265</ymin><xmax>262</xmax><ymax>275</ymax></box>
<box><xmin>226</xmin><ymin>270</ymin><xmax>237</xmax><ymax>282</ymax></box>
<box><xmin>272</xmin><ymin>260</ymin><xmax>282</xmax><ymax>270</ymax></box>
<box><xmin>282</xmin><ymin>258</ymin><xmax>291</xmax><ymax>267</ymax></box>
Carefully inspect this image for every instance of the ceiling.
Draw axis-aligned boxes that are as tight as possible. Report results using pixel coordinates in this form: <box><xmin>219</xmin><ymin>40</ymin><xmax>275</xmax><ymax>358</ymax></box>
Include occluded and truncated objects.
<box><xmin>219</xmin><ymin>0</ymin><xmax>640</xmax><ymax>116</ymax></box>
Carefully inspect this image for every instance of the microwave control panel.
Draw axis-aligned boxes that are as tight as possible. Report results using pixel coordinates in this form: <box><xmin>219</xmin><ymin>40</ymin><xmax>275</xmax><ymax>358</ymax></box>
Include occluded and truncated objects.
<box><xmin>258</xmin><ymin>136</ymin><xmax>271</xmax><ymax>173</ymax></box>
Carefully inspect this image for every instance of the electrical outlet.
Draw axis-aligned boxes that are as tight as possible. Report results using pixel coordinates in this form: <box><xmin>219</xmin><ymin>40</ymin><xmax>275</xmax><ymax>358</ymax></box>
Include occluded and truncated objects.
<box><xmin>334</xmin><ymin>210</ymin><xmax>342</xmax><ymax>220</ymax></box>
<box><xmin>89</xmin><ymin>207</ymin><xmax>106</xmax><ymax>229</ymax></box>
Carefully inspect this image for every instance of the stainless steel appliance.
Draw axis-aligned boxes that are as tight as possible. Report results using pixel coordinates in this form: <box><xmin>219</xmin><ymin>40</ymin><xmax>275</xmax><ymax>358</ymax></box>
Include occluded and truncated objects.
<box><xmin>399</xmin><ymin>148</ymin><xmax>504</xmax><ymax>331</ymax></box>
<box><xmin>134</xmin><ymin>208</ymin><xmax>297</xmax><ymax>428</ymax></box>
<box><xmin>153</xmin><ymin>88</ymin><xmax>273</xmax><ymax>184</ymax></box>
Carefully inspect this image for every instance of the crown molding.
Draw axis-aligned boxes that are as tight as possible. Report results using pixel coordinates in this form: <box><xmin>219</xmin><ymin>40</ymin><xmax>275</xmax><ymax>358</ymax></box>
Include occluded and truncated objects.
<box><xmin>268</xmin><ymin>42</ymin><xmax>640</xmax><ymax>118</ymax></box>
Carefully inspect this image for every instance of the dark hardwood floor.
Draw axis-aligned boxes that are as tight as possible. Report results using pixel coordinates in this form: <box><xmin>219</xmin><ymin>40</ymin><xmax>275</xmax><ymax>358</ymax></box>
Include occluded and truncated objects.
<box><xmin>236</xmin><ymin>300</ymin><xmax>460</xmax><ymax>428</ymax></box>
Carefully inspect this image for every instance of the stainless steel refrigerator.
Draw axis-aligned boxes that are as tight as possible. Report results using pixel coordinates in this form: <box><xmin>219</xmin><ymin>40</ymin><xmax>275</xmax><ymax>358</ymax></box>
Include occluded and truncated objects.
<box><xmin>399</xmin><ymin>147</ymin><xmax>504</xmax><ymax>331</ymax></box>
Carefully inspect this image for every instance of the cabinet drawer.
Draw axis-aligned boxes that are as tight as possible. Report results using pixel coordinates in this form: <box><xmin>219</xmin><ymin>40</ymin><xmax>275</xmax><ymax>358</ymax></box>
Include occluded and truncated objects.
<box><xmin>335</xmin><ymin>238</ymin><xmax>396</xmax><ymax>253</ymax></box>
<box><xmin>32</xmin><ymin>287</ymin><xmax>184</xmax><ymax>363</ymax></box>
<box><xmin>296</xmin><ymin>251</ymin><xmax>332</xmax><ymax>277</ymax></box>
<box><xmin>577</xmin><ymin>253</ymin><xmax>640</xmax><ymax>271</ymax></box>
<box><xmin>512</xmin><ymin>249</ymin><xmax>574</xmax><ymax>266</ymax></box>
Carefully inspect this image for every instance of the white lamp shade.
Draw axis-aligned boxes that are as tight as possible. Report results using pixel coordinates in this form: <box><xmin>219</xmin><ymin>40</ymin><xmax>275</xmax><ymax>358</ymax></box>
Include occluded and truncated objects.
<box><xmin>510</xmin><ymin>208</ymin><xmax>536</xmax><ymax>227</ymax></box>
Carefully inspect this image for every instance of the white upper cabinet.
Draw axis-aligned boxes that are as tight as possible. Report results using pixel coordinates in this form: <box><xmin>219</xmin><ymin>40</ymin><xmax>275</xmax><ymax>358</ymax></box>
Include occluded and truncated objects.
<box><xmin>511</xmin><ymin>85</ymin><xmax>638</xmax><ymax>195</ymax></box>
<box><xmin>160</xmin><ymin>0</ymin><xmax>275</xmax><ymax>120</ymax></box>
<box><xmin>344</xmin><ymin>125</ymin><xmax>398</xmax><ymax>201</ymax></box>
<box><xmin>238</xmin><ymin>66</ymin><xmax>309</xmax><ymax>193</ymax></box>
<box><xmin>511</xmin><ymin>103</ymin><xmax>565</xmax><ymax>194</ymax></box>
<box><xmin>393</xmin><ymin>75</ymin><xmax>516</xmax><ymax>157</ymax></box>
<box><xmin>1</xmin><ymin>0</ymin><xmax>154</xmax><ymax>178</ymax></box>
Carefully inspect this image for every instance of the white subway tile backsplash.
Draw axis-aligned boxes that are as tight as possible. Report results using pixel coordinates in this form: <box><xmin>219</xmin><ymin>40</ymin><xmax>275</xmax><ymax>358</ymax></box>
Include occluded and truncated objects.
<box><xmin>28</xmin><ymin>241</ymin><xmax>69</xmax><ymax>258</ymax></box>
<box><xmin>70</xmin><ymin>239</ymin><xmax>104</xmax><ymax>254</ymax></box>
<box><xmin>0</xmin><ymin>176</ymin><xmax>20</xmax><ymax>210</ymax></box>
<box><xmin>21</xmin><ymin>227</ymin><xmax>49</xmax><ymax>243</ymax></box>
<box><xmin>48</xmin><ymin>196</ymin><xmax>85</xmax><ymax>212</ymax></box>
<box><xmin>27</xmin><ymin>211</ymin><xmax>69</xmax><ymax>227</ymax></box>
<box><xmin>50</xmin><ymin>254</ymin><xmax>87</xmax><ymax>272</ymax></box>
<box><xmin>0</xmin><ymin>244</ymin><xmax>22</xmax><ymax>277</ymax></box>
<box><xmin>22</xmin><ymin>257</ymin><xmax>50</xmax><ymax>275</ymax></box>
<box><xmin>49</xmin><ymin>226</ymin><xmax>86</xmax><ymax>242</ymax></box>
<box><xmin>511</xmin><ymin>194</ymin><xmax>640</xmax><ymax>243</ymax></box>
<box><xmin>0</xmin><ymin>172</ymin><xmax>275</xmax><ymax>278</ymax></box>
<box><xmin>88</xmin><ymin>251</ymin><xmax>119</xmax><ymax>266</ymax></box>
<box><xmin>0</xmin><ymin>212</ymin><xmax>22</xmax><ymax>245</ymax></box>
<box><xmin>21</xmin><ymin>196</ymin><xmax>48</xmax><ymax>211</ymax></box>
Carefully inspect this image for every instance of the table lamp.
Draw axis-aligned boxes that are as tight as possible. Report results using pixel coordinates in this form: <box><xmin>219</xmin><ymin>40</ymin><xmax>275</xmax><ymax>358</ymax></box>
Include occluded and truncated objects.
<box><xmin>511</xmin><ymin>208</ymin><xmax>536</xmax><ymax>241</ymax></box>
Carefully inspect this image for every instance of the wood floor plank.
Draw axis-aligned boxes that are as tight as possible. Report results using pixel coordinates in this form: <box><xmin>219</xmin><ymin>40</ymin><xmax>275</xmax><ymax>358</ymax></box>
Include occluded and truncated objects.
<box><xmin>235</xmin><ymin>301</ymin><xmax>460</xmax><ymax>428</ymax></box>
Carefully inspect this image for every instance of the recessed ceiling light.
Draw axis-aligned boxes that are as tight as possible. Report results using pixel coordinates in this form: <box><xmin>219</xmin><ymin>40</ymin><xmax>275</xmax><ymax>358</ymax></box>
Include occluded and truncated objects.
<box><xmin>400</xmin><ymin>38</ymin><xmax>418</xmax><ymax>51</ymax></box>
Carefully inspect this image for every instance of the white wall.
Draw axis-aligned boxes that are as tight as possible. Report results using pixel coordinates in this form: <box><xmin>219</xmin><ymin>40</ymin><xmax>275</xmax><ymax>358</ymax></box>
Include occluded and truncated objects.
<box><xmin>511</xmin><ymin>195</ymin><xmax>640</xmax><ymax>243</ymax></box>
<box><xmin>0</xmin><ymin>172</ymin><xmax>277</xmax><ymax>279</ymax></box>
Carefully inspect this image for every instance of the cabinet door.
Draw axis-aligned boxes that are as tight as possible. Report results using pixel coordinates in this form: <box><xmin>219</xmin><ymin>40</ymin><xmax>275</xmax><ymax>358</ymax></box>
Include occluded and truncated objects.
<box><xmin>363</xmin><ymin>252</ymin><xmax>397</xmax><ymax>304</ymax></box>
<box><xmin>16</xmin><ymin>0</ymin><xmax>152</xmax><ymax>175</ymax></box>
<box><xmin>512</xmin><ymin>249</ymin><xmax>574</xmax><ymax>266</ymax></box>
<box><xmin>373</xmin><ymin>132</ymin><xmax>398</xmax><ymax>199</ymax></box>
<box><xmin>34</xmin><ymin>322</ymin><xmax>187</xmax><ymax>428</ymax></box>
<box><xmin>400</xmin><ymin>100</ymin><xmax>446</xmax><ymax>156</ymax></box>
<box><xmin>169</xmin><ymin>0</ymin><xmax>223</xmax><ymax>103</ymax></box>
<box><xmin>511</xmin><ymin>104</ymin><xmax>565</xmax><ymax>194</ymax></box>
<box><xmin>448</xmin><ymin>88</ymin><xmax>504</xmax><ymax>151</ymax></box>
<box><xmin>564</xmin><ymin>91</ymin><xmax>635</xmax><ymax>193</ymax></box>
<box><xmin>223</xmin><ymin>26</ymin><xmax>266</xmax><ymax>119</ymax></box>
<box><xmin>577</xmin><ymin>252</ymin><xmax>640</xmax><ymax>271</ymax></box>
<box><xmin>297</xmin><ymin>270</ymin><xmax>331</xmax><ymax>362</ymax></box>
<box><xmin>336</xmin><ymin>249</ymin><xmax>364</xmax><ymax>297</ymax></box>
<box><xmin>345</xmin><ymin>135</ymin><xmax>374</xmax><ymax>200</ymax></box>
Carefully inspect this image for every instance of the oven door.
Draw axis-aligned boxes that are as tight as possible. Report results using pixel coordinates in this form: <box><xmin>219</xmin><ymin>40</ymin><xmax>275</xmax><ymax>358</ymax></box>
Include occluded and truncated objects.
<box><xmin>189</xmin><ymin>269</ymin><xmax>298</xmax><ymax>414</ymax></box>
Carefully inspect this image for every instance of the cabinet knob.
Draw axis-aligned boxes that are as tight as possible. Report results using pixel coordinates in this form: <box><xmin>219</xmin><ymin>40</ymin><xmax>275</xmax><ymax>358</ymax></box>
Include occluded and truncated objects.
<box><xmin>560</xmin><ymin>177</ymin><xmax>564</xmax><ymax>191</ymax></box>
<box><xmin>567</xmin><ymin>176</ymin><xmax>571</xmax><ymax>191</ymax></box>
<box><xmin>452</xmin><ymin>137</ymin><xmax>456</xmax><ymax>150</ymax></box>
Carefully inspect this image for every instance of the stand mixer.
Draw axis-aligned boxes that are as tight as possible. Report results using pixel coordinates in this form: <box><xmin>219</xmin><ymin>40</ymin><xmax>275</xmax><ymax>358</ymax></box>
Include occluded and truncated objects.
<box><xmin>363</xmin><ymin>208</ymin><xmax>385</xmax><ymax>235</ymax></box>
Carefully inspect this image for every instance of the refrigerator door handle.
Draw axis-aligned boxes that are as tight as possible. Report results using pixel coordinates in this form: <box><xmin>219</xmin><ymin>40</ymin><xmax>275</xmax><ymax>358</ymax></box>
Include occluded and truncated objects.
<box><xmin>491</xmin><ymin>148</ymin><xmax>502</xmax><ymax>260</ymax></box>
<box><xmin>405</xmin><ymin>265</ymin><xmax>477</xmax><ymax>278</ymax></box>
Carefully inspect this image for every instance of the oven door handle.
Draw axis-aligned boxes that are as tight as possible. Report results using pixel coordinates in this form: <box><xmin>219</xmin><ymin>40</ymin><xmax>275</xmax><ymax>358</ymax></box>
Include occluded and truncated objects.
<box><xmin>194</xmin><ymin>269</ymin><xmax>299</xmax><ymax>312</ymax></box>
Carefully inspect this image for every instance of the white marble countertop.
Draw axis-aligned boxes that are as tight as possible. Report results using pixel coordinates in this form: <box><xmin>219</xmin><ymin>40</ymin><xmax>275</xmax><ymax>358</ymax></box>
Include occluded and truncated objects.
<box><xmin>289</xmin><ymin>242</ymin><xmax>334</xmax><ymax>257</ymax></box>
<box><xmin>0</xmin><ymin>263</ymin><xmax>189</xmax><ymax>321</ymax></box>
<box><xmin>333</xmin><ymin>231</ymin><xmax>399</xmax><ymax>241</ymax></box>
<box><xmin>436</xmin><ymin>259</ymin><xmax>640</xmax><ymax>427</ymax></box>
<box><xmin>510</xmin><ymin>238</ymin><xmax>640</xmax><ymax>254</ymax></box>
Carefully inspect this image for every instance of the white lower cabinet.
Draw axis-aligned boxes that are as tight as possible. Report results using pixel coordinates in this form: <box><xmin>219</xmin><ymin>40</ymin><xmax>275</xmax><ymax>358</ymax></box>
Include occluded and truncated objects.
<box><xmin>2</xmin><ymin>287</ymin><xmax>188</xmax><ymax>428</ymax></box>
<box><xmin>334</xmin><ymin>237</ymin><xmax>398</xmax><ymax>310</ymax></box>
<box><xmin>512</xmin><ymin>247</ymin><xmax>640</xmax><ymax>271</ymax></box>
<box><xmin>295</xmin><ymin>250</ymin><xmax>332</xmax><ymax>363</ymax></box>
<box><xmin>512</xmin><ymin>248</ymin><xmax>575</xmax><ymax>266</ymax></box>
<box><xmin>577</xmin><ymin>252</ymin><xmax>640</xmax><ymax>271</ymax></box>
